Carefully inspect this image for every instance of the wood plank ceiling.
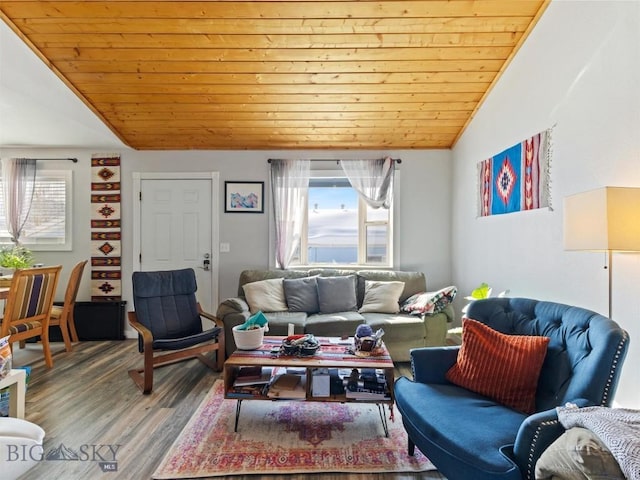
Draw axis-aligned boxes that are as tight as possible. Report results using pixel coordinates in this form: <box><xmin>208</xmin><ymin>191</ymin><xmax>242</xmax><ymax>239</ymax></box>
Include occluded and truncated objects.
<box><xmin>0</xmin><ymin>1</ymin><xmax>549</xmax><ymax>150</ymax></box>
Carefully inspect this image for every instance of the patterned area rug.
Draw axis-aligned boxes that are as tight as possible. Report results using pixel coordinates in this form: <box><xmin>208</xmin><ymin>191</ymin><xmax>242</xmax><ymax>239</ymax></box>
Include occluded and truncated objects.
<box><xmin>153</xmin><ymin>380</ymin><xmax>435</xmax><ymax>478</ymax></box>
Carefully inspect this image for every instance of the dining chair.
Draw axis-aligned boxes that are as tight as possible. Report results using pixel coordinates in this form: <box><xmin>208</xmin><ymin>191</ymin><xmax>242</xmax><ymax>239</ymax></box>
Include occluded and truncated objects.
<box><xmin>48</xmin><ymin>260</ymin><xmax>87</xmax><ymax>352</ymax></box>
<box><xmin>0</xmin><ymin>265</ymin><xmax>62</xmax><ymax>368</ymax></box>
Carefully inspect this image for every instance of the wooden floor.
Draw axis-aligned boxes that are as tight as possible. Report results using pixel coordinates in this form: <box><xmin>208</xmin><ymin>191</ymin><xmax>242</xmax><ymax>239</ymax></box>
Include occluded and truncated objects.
<box><xmin>11</xmin><ymin>340</ymin><xmax>446</xmax><ymax>480</ymax></box>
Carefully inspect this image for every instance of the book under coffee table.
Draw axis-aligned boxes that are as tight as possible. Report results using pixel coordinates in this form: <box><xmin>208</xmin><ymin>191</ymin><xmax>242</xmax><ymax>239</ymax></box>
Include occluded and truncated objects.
<box><xmin>223</xmin><ymin>336</ymin><xmax>395</xmax><ymax>435</ymax></box>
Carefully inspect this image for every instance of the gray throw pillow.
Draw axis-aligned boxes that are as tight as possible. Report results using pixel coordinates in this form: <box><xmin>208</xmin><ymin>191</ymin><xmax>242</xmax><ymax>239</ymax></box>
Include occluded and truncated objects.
<box><xmin>316</xmin><ymin>275</ymin><xmax>357</xmax><ymax>313</ymax></box>
<box><xmin>283</xmin><ymin>276</ymin><xmax>319</xmax><ymax>313</ymax></box>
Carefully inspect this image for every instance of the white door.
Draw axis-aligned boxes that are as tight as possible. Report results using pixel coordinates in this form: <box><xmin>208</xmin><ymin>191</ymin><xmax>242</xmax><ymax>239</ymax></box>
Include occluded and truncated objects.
<box><xmin>133</xmin><ymin>173</ymin><xmax>220</xmax><ymax>315</ymax></box>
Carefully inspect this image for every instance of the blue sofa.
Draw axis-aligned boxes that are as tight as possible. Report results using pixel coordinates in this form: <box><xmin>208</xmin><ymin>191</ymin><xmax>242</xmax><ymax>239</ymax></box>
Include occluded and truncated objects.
<box><xmin>394</xmin><ymin>298</ymin><xmax>630</xmax><ymax>480</ymax></box>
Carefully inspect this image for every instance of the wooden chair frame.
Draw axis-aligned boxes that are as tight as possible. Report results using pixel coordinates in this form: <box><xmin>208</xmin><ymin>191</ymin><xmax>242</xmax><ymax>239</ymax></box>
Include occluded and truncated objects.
<box><xmin>1</xmin><ymin>265</ymin><xmax>62</xmax><ymax>368</ymax></box>
<box><xmin>128</xmin><ymin>305</ymin><xmax>224</xmax><ymax>394</ymax></box>
<box><xmin>48</xmin><ymin>260</ymin><xmax>87</xmax><ymax>352</ymax></box>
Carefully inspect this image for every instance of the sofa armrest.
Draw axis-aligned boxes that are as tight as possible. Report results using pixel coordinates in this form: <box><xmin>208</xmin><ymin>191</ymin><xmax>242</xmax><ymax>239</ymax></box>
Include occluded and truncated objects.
<box><xmin>422</xmin><ymin>308</ymin><xmax>452</xmax><ymax>347</ymax></box>
<box><xmin>513</xmin><ymin>398</ymin><xmax>593</xmax><ymax>480</ymax></box>
<box><xmin>216</xmin><ymin>297</ymin><xmax>250</xmax><ymax>316</ymax></box>
<box><xmin>216</xmin><ymin>297</ymin><xmax>251</xmax><ymax>357</ymax></box>
<box><xmin>438</xmin><ymin>304</ymin><xmax>455</xmax><ymax>323</ymax></box>
<box><xmin>410</xmin><ymin>346</ymin><xmax>459</xmax><ymax>384</ymax></box>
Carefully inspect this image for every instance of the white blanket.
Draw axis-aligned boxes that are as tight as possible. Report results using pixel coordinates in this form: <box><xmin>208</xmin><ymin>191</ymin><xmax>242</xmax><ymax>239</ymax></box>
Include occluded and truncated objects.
<box><xmin>557</xmin><ymin>405</ymin><xmax>640</xmax><ymax>480</ymax></box>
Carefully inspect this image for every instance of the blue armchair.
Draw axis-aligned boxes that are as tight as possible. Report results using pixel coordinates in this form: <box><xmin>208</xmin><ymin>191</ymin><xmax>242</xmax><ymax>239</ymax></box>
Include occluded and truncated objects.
<box><xmin>394</xmin><ymin>298</ymin><xmax>629</xmax><ymax>480</ymax></box>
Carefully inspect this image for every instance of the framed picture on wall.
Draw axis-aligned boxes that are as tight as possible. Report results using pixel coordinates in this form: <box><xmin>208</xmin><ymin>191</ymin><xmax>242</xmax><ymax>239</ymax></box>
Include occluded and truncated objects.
<box><xmin>224</xmin><ymin>181</ymin><xmax>264</xmax><ymax>213</ymax></box>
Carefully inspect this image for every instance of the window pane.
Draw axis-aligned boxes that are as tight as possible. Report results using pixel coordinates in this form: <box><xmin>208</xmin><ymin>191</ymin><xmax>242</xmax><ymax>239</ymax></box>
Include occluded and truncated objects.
<box><xmin>0</xmin><ymin>171</ymin><xmax>68</xmax><ymax>247</ymax></box>
<box><xmin>366</xmin><ymin>224</ymin><xmax>388</xmax><ymax>264</ymax></box>
<box><xmin>294</xmin><ymin>170</ymin><xmax>394</xmax><ymax>268</ymax></box>
<box><xmin>307</xmin><ymin>183</ymin><xmax>358</xmax><ymax>264</ymax></box>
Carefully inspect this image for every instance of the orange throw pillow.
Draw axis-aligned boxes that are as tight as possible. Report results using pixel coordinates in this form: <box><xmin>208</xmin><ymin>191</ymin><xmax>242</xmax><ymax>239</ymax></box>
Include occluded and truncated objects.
<box><xmin>445</xmin><ymin>318</ymin><xmax>549</xmax><ymax>414</ymax></box>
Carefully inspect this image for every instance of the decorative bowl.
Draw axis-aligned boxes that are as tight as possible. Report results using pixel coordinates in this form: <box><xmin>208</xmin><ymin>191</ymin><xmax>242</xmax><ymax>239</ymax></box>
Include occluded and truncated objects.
<box><xmin>280</xmin><ymin>334</ymin><xmax>320</xmax><ymax>356</ymax></box>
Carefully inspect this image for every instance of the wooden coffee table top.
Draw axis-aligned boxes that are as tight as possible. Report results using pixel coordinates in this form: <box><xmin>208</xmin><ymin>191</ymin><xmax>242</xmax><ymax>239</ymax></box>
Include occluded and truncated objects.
<box><xmin>226</xmin><ymin>336</ymin><xmax>394</xmax><ymax>370</ymax></box>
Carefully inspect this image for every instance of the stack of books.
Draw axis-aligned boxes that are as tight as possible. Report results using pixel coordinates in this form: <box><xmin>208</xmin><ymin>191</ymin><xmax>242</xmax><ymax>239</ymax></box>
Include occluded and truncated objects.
<box><xmin>344</xmin><ymin>368</ymin><xmax>390</xmax><ymax>400</ymax></box>
<box><xmin>227</xmin><ymin>366</ymin><xmax>273</xmax><ymax>398</ymax></box>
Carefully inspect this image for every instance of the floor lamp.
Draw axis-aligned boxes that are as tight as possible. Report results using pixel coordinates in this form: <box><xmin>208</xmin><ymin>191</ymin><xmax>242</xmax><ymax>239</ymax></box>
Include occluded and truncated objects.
<box><xmin>563</xmin><ymin>187</ymin><xmax>640</xmax><ymax>318</ymax></box>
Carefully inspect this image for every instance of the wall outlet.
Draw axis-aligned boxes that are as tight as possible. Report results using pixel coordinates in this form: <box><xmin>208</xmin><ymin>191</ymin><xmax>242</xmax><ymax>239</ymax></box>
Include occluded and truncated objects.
<box><xmin>220</xmin><ymin>242</ymin><xmax>230</xmax><ymax>253</ymax></box>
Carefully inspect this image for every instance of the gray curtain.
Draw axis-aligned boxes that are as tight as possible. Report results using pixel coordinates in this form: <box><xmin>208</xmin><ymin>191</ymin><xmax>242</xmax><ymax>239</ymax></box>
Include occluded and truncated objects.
<box><xmin>1</xmin><ymin>158</ymin><xmax>37</xmax><ymax>244</ymax></box>
<box><xmin>340</xmin><ymin>157</ymin><xmax>395</xmax><ymax>209</ymax></box>
<box><xmin>270</xmin><ymin>159</ymin><xmax>310</xmax><ymax>269</ymax></box>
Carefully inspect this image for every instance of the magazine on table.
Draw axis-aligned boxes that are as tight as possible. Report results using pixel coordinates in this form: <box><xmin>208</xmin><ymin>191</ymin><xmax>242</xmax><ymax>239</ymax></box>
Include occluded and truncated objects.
<box><xmin>267</xmin><ymin>368</ymin><xmax>306</xmax><ymax>399</ymax></box>
<box><xmin>233</xmin><ymin>367</ymin><xmax>273</xmax><ymax>387</ymax></box>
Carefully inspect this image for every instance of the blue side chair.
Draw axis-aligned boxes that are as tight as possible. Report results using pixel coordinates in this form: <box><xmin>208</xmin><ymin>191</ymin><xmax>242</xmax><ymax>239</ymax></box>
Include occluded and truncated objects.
<box><xmin>394</xmin><ymin>297</ymin><xmax>630</xmax><ymax>480</ymax></box>
<box><xmin>128</xmin><ymin>268</ymin><xmax>224</xmax><ymax>394</ymax></box>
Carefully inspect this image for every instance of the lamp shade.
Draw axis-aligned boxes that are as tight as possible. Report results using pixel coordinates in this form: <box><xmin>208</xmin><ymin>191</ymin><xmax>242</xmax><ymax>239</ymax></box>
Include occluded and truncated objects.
<box><xmin>563</xmin><ymin>187</ymin><xmax>640</xmax><ymax>251</ymax></box>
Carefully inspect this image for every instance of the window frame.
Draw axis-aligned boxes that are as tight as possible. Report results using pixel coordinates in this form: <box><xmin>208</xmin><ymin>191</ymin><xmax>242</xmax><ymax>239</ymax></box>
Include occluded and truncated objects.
<box><xmin>0</xmin><ymin>169</ymin><xmax>73</xmax><ymax>251</ymax></box>
<box><xmin>269</xmin><ymin>164</ymin><xmax>398</xmax><ymax>269</ymax></box>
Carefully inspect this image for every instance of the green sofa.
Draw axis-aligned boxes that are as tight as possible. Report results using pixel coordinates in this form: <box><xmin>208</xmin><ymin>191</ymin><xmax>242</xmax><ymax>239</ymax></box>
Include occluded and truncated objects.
<box><xmin>216</xmin><ymin>268</ymin><xmax>454</xmax><ymax>361</ymax></box>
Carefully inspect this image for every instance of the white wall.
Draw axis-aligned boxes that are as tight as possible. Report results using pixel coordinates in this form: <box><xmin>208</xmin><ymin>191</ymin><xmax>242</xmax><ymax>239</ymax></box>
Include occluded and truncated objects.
<box><xmin>129</xmin><ymin>150</ymin><xmax>454</xmax><ymax>302</ymax></box>
<box><xmin>452</xmin><ymin>1</ymin><xmax>640</xmax><ymax>407</ymax></box>
<box><xmin>0</xmin><ymin>147</ymin><xmax>453</xmax><ymax>333</ymax></box>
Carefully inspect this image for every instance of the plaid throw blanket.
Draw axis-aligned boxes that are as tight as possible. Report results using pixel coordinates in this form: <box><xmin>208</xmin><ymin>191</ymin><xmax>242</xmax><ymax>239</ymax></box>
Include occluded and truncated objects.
<box><xmin>557</xmin><ymin>405</ymin><xmax>640</xmax><ymax>479</ymax></box>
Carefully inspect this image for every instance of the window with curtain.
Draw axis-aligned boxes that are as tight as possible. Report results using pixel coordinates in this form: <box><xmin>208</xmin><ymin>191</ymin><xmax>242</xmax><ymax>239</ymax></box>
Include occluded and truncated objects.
<box><xmin>290</xmin><ymin>168</ymin><xmax>395</xmax><ymax>267</ymax></box>
<box><xmin>0</xmin><ymin>170</ymin><xmax>72</xmax><ymax>250</ymax></box>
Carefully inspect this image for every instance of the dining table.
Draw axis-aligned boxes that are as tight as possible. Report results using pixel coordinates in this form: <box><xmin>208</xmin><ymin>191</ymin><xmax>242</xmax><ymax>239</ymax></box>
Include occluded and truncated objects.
<box><xmin>0</xmin><ymin>287</ymin><xmax>8</xmax><ymax>300</ymax></box>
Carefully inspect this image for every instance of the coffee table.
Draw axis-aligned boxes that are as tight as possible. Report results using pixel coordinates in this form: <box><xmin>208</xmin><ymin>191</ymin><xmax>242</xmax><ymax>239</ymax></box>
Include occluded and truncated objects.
<box><xmin>223</xmin><ymin>336</ymin><xmax>395</xmax><ymax>435</ymax></box>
